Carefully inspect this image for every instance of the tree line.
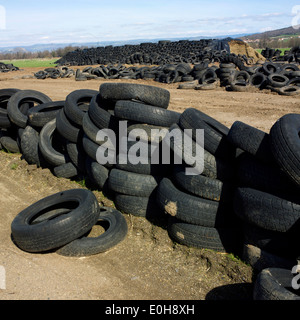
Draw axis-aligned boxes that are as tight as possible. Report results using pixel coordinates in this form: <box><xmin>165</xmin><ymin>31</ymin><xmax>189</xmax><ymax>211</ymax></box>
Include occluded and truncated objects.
<box><xmin>248</xmin><ymin>36</ymin><xmax>300</xmax><ymax>50</ymax></box>
<box><xmin>0</xmin><ymin>45</ymin><xmax>88</xmax><ymax>60</ymax></box>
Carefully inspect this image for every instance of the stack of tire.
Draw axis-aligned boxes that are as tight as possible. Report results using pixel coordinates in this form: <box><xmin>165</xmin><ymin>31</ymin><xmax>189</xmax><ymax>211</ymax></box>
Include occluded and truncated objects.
<box><xmin>226</xmin><ymin>117</ymin><xmax>300</xmax><ymax>276</ymax></box>
<box><xmin>90</xmin><ymin>83</ymin><xmax>181</xmax><ymax>219</ymax></box>
<box><xmin>217</xmin><ymin>63</ymin><xmax>237</xmax><ymax>86</ymax></box>
<box><xmin>156</xmin><ymin>108</ymin><xmax>243</xmax><ymax>254</ymax></box>
<box><xmin>0</xmin><ymin>89</ymin><xmax>54</xmax><ymax>155</ymax></box>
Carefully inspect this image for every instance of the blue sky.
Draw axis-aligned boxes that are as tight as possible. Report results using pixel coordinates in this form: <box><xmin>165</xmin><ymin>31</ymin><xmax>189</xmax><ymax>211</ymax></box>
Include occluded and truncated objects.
<box><xmin>0</xmin><ymin>0</ymin><xmax>298</xmax><ymax>47</ymax></box>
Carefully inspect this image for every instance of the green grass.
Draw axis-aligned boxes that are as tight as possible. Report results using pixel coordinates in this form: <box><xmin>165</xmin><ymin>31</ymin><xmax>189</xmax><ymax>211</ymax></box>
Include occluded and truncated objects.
<box><xmin>0</xmin><ymin>58</ymin><xmax>59</xmax><ymax>68</ymax></box>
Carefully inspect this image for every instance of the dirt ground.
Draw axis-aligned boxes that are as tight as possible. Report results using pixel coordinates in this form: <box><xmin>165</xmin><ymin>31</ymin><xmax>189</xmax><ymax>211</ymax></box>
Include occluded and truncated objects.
<box><xmin>0</xmin><ymin>66</ymin><xmax>299</xmax><ymax>301</ymax></box>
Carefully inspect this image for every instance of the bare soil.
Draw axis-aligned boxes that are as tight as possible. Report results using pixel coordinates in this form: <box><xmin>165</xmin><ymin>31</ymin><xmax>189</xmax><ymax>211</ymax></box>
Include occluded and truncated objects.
<box><xmin>0</xmin><ymin>67</ymin><xmax>299</xmax><ymax>301</ymax></box>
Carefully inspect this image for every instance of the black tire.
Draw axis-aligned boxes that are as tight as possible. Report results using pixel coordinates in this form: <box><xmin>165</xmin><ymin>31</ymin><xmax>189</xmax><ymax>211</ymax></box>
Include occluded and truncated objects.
<box><xmin>253</xmin><ymin>268</ymin><xmax>300</xmax><ymax>300</ymax></box>
<box><xmin>114</xmin><ymin>192</ymin><xmax>161</xmax><ymax>218</ymax></box>
<box><xmin>108</xmin><ymin>168</ymin><xmax>161</xmax><ymax>197</ymax></box>
<box><xmin>172</xmin><ymin>164</ymin><xmax>234</xmax><ymax>202</ymax></box>
<box><xmin>7</xmin><ymin>90</ymin><xmax>52</xmax><ymax>128</ymax></box>
<box><xmin>242</xmin><ymin>244</ymin><xmax>296</xmax><ymax>272</ymax></box>
<box><xmin>56</xmin><ymin>207</ymin><xmax>128</xmax><ymax>257</ymax></box>
<box><xmin>156</xmin><ymin>178</ymin><xmax>234</xmax><ymax>228</ymax></box>
<box><xmin>114</xmin><ymin>100</ymin><xmax>180</xmax><ymax>127</ymax></box>
<box><xmin>20</xmin><ymin>125</ymin><xmax>45</xmax><ymax>167</ymax></box>
<box><xmin>229</xmin><ymin>81</ymin><xmax>251</xmax><ymax>92</ymax></box>
<box><xmin>82</xmin><ymin>112</ymin><xmax>117</xmax><ymax>150</ymax></box>
<box><xmin>179</xmin><ymin>108</ymin><xmax>234</xmax><ymax>160</ymax></box>
<box><xmin>85</xmin><ymin>157</ymin><xmax>110</xmax><ymax>191</ymax></box>
<box><xmin>227</xmin><ymin>121</ymin><xmax>274</xmax><ymax>164</ymax></box>
<box><xmin>88</xmin><ymin>94</ymin><xmax>119</xmax><ymax>131</ymax></box>
<box><xmin>27</xmin><ymin>101</ymin><xmax>65</xmax><ymax>128</ymax></box>
<box><xmin>167</xmin><ymin>217</ymin><xmax>241</xmax><ymax>253</ymax></box>
<box><xmin>165</xmin><ymin>123</ymin><xmax>234</xmax><ymax>181</ymax></box>
<box><xmin>39</xmin><ymin>118</ymin><xmax>70</xmax><ymax>167</ymax></box>
<box><xmin>262</xmin><ymin>62</ymin><xmax>280</xmax><ymax>75</ymax></box>
<box><xmin>249</xmin><ymin>73</ymin><xmax>267</xmax><ymax>88</ymax></box>
<box><xmin>53</xmin><ymin>162</ymin><xmax>80</xmax><ymax>179</ymax></box>
<box><xmin>82</xmin><ymin>134</ymin><xmax>115</xmax><ymax>168</ymax></box>
<box><xmin>56</xmin><ymin>108</ymin><xmax>83</xmax><ymax>143</ymax></box>
<box><xmin>11</xmin><ymin>189</ymin><xmax>99</xmax><ymax>253</ymax></box>
<box><xmin>0</xmin><ymin>135</ymin><xmax>20</xmax><ymax>153</ymax></box>
<box><xmin>99</xmin><ymin>83</ymin><xmax>170</xmax><ymax>109</ymax></box>
<box><xmin>0</xmin><ymin>88</ymin><xmax>20</xmax><ymax>128</ymax></box>
<box><xmin>236</xmin><ymin>153</ymin><xmax>298</xmax><ymax>199</ymax></box>
<box><xmin>233</xmin><ymin>187</ymin><xmax>300</xmax><ymax>233</ymax></box>
<box><xmin>66</xmin><ymin>141</ymin><xmax>86</xmax><ymax>172</ymax></box>
<box><xmin>267</xmin><ymin>74</ymin><xmax>289</xmax><ymax>88</ymax></box>
<box><xmin>270</xmin><ymin>114</ymin><xmax>300</xmax><ymax>186</ymax></box>
<box><xmin>64</xmin><ymin>89</ymin><xmax>97</xmax><ymax>125</ymax></box>
<box><xmin>277</xmin><ymin>86</ymin><xmax>300</xmax><ymax>96</ymax></box>
<box><xmin>242</xmin><ymin>222</ymin><xmax>298</xmax><ymax>259</ymax></box>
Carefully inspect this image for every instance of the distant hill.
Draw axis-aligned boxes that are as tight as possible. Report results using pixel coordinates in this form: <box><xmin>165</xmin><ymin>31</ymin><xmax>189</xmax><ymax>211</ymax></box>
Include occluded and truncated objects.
<box><xmin>241</xmin><ymin>26</ymin><xmax>300</xmax><ymax>40</ymax></box>
<box><xmin>0</xmin><ymin>33</ymin><xmax>251</xmax><ymax>53</ymax></box>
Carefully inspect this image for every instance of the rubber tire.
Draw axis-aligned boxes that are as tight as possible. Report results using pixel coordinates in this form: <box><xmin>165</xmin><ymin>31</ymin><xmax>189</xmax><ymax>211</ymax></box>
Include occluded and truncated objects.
<box><xmin>179</xmin><ymin>108</ymin><xmax>234</xmax><ymax>160</ymax></box>
<box><xmin>270</xmin><ymin>113</ymin><xmax>300</xmax><ymax>186</ymax></box>
<box><xmin>253</xmin><ymin>268</ymin><xmax>300</xmax><ymax>300</ymax></box>
<box><xmin>7</xmin><ymin>90</ymin><xmax>52</xmax><ymax>128</ymax></box>
<box><xmin>56</xmin><ymin>109</ymin><xmax>83</xmax><ymax>143</ymax></box>
<box><xmin>172</xmin><ymin>164</ymin><xmax>234</xmax><ymax>202</ymax></box>
<box><xmin>85</xmin><ymin>157</ymin><xmax>110</xmax><ymax>191</ymax></box>
<box><xmin>233</xmin><ymin>187</ymin><xmax>300</xmax><ymax>233</ymax></box>
<box><xmin>156</xmin><ymin>178</ymin><xmax>234</xmax><ymax>228</ymax></box>
<box><xmin>39</xmin><ymin>118</ymin><xmax>70</xmax><ymax>167</ymax></box>
<box><xmin>64</xmin><ymin>89</ymin><xmax>98</xmax><ymax>126</ymax></box>
<box><xmin>11</xmin><ymin>189</ymin><xmax>99</xmax><ymax>253</ymax></box>
<box><xmin>114</xmin><ymin>100</ymin><xmax>180</xmax><ymax>127</ymax></box>
<box><xmin>108</xmin><ymin>168</ymin><xmax>161</xmax><ymax>197</ymax></box>
<box><xmin>27</xmin><ymin>101</ymin><xmax>65</xmax><ymax>128</ymax></box>
<box><xmin>53</xmin><ymin>162</ymin><xmax>80</xmax><ymax>179</ymax></box>
<box><xmin>21</xmin><ymin>125</ymin><xmax>46</xmax><ymax>167</ymax></box>
<box><xmin>99</xmin><ymin>83</ymin><xmax>170</xmax><ymax>109</ymax></box>
<box><xmin>167</xmin><ymin>217</ymin><xmax>241</xmax><ymax>253</ymax></box>
<box><xmin>227</xmin><ymin>121</ymin><xmax>274</xmax><ymax>164</ymax></box>
<box><xmin>56</xmin><ymin>207</ymin><xmax>128</xmax><ymax>257</ymax></box>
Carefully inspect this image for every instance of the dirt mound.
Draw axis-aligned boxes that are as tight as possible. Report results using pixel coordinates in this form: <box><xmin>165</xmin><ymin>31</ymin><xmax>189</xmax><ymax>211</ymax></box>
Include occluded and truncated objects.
<box><xmin>229</xmin><ymin>40</ymin><xmax>265</xmax><ymax>63</ymax></box>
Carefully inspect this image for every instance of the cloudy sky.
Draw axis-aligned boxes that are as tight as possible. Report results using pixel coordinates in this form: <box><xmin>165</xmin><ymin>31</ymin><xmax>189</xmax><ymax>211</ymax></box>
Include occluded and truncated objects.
<box><xmin>0</xmin><ymin>0</ymin><xmax>298</xmax><ymax>47</ymax></box>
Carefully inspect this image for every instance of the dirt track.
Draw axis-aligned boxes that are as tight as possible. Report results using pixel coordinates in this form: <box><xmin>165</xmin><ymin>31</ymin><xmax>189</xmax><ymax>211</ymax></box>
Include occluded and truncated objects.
<box><xmin>0</xmin><ymin>67</ymin><xmax>299</xmax><ymax>301</ymax></box>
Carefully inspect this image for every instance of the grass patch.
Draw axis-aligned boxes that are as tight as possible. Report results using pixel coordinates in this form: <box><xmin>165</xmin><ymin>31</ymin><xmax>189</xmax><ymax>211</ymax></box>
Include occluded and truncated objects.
<box><xmin>0</xmin><ymin>58</ymin><xmax>59</xmax><ymax>68</ymax></box>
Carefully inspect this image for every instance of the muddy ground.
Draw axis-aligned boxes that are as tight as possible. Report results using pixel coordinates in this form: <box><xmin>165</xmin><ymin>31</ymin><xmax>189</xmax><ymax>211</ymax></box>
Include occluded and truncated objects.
<box><xmin>0</xmin><ymin>66</ymin><xmax>298</xmax><ymax>301</ymax></box>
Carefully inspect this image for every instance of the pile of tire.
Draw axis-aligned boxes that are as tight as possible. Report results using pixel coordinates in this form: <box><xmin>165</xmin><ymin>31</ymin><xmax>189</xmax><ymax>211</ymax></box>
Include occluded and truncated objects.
<box><xmin>34</xmin><ymin>67</ymin><xmax>75</xmax><ymax>79</ymax></box>
<box><xmin>225</xmin><ymin>116</ymin><xmax>300</xmax><ymax>299</ymax></box>
<box><xmin>0</xmin><ymin>62</ymin><xmax>19</xmax><ymax>73</ymax></box>
<box><xmin>56</xmin><ymin>39</ymin><xmax>229</xmax><ymax>66</ymax></box>
<box><xmin>1</xmin><ymin>84</ymin><xmax>300</xmax><ymax>299</ymax></box>
<box><xmin>225</xmin><ymin>60</ymin><xmax>300</xmax><ymax>95</ymax></box>
<box><xmin>261</xmin><ymin>46</ymin><xmax>300</xmax><ymax>63</ymax></box>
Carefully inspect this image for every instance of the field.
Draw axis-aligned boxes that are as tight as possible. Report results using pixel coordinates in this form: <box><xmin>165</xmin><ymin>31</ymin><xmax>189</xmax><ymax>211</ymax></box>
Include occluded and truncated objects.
<box><xmin>1</xmin><ymin>58</ymin><xmax>58</xmax><ymax>68</ymax></box>
<box><xmin>0</xmin><ymin>65</ymin><xmax>299</xmax><ymax>301</ymax></box>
